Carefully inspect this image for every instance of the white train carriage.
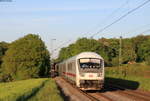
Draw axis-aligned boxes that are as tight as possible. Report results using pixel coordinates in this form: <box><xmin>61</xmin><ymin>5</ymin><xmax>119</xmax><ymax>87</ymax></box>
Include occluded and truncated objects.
<box><xmin>58</xmin><ymin>52</ymin><xmax>104</xmax><ymax>90</ymax></box>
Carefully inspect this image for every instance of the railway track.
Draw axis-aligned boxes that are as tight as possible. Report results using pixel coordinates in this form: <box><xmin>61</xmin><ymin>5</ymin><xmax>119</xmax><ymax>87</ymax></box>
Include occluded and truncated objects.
<box><xmin>76</xmin><ymin>90</ymin><xmax>101</xmax><ymax>101</ymax></box>
<box><xmin>56</xmin><ymin>77</ymin><xmax>113</xmax><ymax>101</ymax></box>
<box><xmin>61</xmin><ymin>78</ymin><xmax>108</xmax><ymax>101</ymax></box>
<box><xmin>87</xmin><ymin>92</ymin><xmax>113</xmax><ymax>101</ymax></box>
<box><xmin>71</xmin><ymin>80</ymin><xmax>150</xmax><ymax>101</ymax></box>
<box><xmin>76</xmin><ymin>87</ymin><xmax>115</xmax><ymax>101</ymax></box>
<box><xmin>105</xmin><ymin>83</ymin><xmax>150</xmax><ymax>101</ymax></box>
<box><xmin>56</xmin><ymin>77</ymin><xmax>150</xmax><ymax>101</ymax></box>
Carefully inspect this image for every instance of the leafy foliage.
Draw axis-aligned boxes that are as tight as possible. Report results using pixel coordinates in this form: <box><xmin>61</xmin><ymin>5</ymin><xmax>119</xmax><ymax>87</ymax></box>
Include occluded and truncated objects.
<box><xmin>1</xmin><ymin>34</ymin><xmax>50</xmax><ymax>81</ymax></box>
<box><xmin>57</xmin><ymin>35</ymin><xmax>150</xmax><ymax>66</ymax></box>
<box><xmin>0</xmin><ymin>42</ymin><xmax>9</xmax><ymax>81</ymax></box>
<box><xmin>121</xmin><ymin>38</ymin><xmax>136</xmax><ymax>63</ymax></box>
<box><xmin>137</xmin><ymin>38</ymin><xmax>150</xmax><ymax>65</ymax></box>
<box><xmin>0</xmin><ymin>42</ymin><xmax>9</xmax><ymax>67</ymax></box>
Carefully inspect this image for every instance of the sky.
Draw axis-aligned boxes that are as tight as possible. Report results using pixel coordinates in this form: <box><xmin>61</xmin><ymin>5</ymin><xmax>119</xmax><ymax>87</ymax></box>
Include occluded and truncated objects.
<box><xmin>0</xmin><ymin>0</ymin><xmax>150</xmax><ymax>58</ymax></box>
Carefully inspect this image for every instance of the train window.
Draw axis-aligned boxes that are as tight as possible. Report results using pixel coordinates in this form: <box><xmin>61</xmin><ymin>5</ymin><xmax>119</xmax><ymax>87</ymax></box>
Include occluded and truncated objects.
<box><xmin>71</xmin><ymin>61</ymin><xmax>75</xmax><ymax>70</ymax></box>
<box><xmin>68</xmin><ymin>62</ymin><xmax>73</xmax><ymax>71</ymax></box>
<box><xmin>63</xmin><ymin>64</ymin><xmax>66</xmax><ymax>72</ymax></box>
<box><xmin>79</xmin><ymin>58</ymin><xmax>102</xmax><ymax>69</ymax></box>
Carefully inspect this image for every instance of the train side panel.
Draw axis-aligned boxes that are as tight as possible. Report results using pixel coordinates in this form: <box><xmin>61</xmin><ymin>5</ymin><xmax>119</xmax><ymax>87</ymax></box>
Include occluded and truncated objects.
<box><xmin>66</xmin><ymin>60</ymin><xmax>76</xmax><ymax>84</ymax></box>
<box><xmin>58</xmin><ymin>59</ymin><xmax>77</xmax><ymax>84</ymax></box>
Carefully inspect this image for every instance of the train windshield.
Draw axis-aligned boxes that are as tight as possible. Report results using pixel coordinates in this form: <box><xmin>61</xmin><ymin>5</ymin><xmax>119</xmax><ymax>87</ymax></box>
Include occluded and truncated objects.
<box><xmin>79</xmin><ymin>58</ymin><xmax>102</xmax><ymax>69</ymax></box>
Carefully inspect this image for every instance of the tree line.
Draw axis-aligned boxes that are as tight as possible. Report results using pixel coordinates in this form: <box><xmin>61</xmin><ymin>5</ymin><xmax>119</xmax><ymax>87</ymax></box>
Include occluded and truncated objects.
<box><xmin>56</xmin><ymin>35</ymin><xmax>150</xmax><ymax>66</ymax></box>
<box><xmin>0</xmin><ymin>34</ymin><xmax>149</xmax><ymax>81</ymax></box>
<box><xmin>0</xmin><ymin>34</ymin><xmax>50</xmax><ymax>82</ymax></box>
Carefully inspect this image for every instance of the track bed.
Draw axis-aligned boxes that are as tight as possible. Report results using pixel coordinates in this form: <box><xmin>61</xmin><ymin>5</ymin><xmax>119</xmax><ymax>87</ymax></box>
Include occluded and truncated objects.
<box><xmin>55</xmin><ymin>77</ymin><xmax>150</xmax><ymax>101</ymax></box>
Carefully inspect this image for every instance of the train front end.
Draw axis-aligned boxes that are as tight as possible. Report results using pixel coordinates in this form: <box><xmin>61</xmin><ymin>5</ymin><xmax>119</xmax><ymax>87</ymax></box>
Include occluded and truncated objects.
<box><xmin>77</xmin><ymin>53</ymin><xmax>104</xmax><ymax>90</ymax></box>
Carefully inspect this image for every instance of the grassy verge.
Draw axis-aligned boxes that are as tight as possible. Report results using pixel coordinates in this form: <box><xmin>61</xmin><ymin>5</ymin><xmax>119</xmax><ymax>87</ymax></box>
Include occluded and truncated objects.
<box><xmin>0</xmin><ymin>78</ymin><xmax>64</xmax><ymax>101</ymax></box>
<box><xmin>0</xmin><ymin>78</ymin><xmax>47</xmax><ymax>101</ymax></box>
<box><xmin>105</xmin><ymin>63</ymin><xmax>150</xmax><ymax>91</ymax></box>
<box><xmin>27</xmin><ymin>79</ymin><xmax>63</xmax><ymax>101</ymax></box>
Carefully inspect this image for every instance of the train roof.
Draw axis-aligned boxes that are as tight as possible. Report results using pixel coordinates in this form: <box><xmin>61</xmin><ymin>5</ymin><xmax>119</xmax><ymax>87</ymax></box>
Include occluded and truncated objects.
<box><xmin>59</xmin><ymin>52</ymin><xmax>103</xmax><ymax>64</ymax></box>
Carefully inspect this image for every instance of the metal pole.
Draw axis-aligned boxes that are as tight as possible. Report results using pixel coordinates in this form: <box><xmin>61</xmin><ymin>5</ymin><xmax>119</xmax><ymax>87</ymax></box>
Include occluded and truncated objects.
<box><xmin>90</xmin><ymin>36</ymin><xmax>93</xmax><ymax>51</ymax></box>
<box><xmin>50</xmin><ymin>39</ymin><xmax>56</xmax><ymax>77</ymax></box>
<box><xmin>118</xmin><ymin>36</ymin><xmax>122</xmax><ymax>72</ymax></box>
<box><xmin>119</xmin><ymin>36</ymin><xmax>122</xmax><ymax>67</ymax></box>
<box><xmin>118</xmin><ymin>36</ymin><xmax>122</xmax><ymax>76</ymax></box>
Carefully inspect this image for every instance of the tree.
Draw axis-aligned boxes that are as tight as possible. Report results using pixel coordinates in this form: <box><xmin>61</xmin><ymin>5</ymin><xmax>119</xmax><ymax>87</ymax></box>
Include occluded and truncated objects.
<box><xmin>0</xmin><ymin>42</ymin><xmax>9</xmax><ymax>66</ymax></box>
<box><xmin>0</xmin><ymin>42</ymin><xmax>9</xmax><ymax>81</ymax></box>
<box><xmin>98</xmin><ymin>38</ymin><xmax>119</xmax><ymax>66</ymax></box>
<box><xmin>57</xmin><ymin>35</ymin><xmax>150</xmax><ymax>67</ymax></box>
<box><xmin>1</xmin><ymin>34</ymin><xmax>50</xmax><ymax>81</ymax></box>
<box><xmin>137</xmin><ymin>38</ymin><xmax>150</xmax><ymax>65</ymax></box>
<box><xmin>121</xmin><ymin>38</ymin><xmax>137</xmax><ymax>64</ymax></box>
<box><xmin>57</xmin><ymin>38</ymin><xmax>103</xmax><ymax>62</ymax></box>
<box><xmin>132</xmin><ymin>35</ymin><xmax>149</xmax><ymax>62</ymax></box>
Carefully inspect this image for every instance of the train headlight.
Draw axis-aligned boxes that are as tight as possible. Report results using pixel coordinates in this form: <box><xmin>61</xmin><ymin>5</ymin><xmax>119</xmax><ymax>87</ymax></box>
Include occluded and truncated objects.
<box><xmin>97</xmin><ymin>73</ymin><xmax>102</xmax><ymax>77</ymax></box>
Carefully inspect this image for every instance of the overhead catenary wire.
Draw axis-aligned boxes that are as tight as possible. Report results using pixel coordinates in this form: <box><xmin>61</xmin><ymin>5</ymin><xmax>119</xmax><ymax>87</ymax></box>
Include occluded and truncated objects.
<box><xmin>90</xmin><ymin>0</ymin><xmax>150</xmax><ymax>38</ymax></box>
<box><xmin>52</xmin><ymin>0</ymin><xmax>150</xmax><ymax>53</ymax></box>
<box><xmin>139</xmin><ymin>28</ymin><xmax>150</xmax><ymax>35</ymax></box>
<box><xmin>53</xmin><ymin>39</ymin><xmax>72</xmax><ymax>52</ymax></box>
<box><xmin>52</xmin><ymin>0</ymin><xmax>131</xmax><ymax>52</ymax></box>
<box><xmin>126</xmin><ymin>23</ymin><xmax>150</xmax><ymax>34</ymax></box>
<box><xmin>82</xmin><ymin>0</ymin><xmax>130</xmax><ymax>38</ymax></box>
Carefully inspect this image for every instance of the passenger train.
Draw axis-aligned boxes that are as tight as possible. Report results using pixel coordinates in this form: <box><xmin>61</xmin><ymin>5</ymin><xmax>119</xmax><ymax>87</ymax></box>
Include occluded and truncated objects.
<box><xmin>58</xmin><ymin>52</ymin><xmax>104</xmax><ymax>90</ymax></box>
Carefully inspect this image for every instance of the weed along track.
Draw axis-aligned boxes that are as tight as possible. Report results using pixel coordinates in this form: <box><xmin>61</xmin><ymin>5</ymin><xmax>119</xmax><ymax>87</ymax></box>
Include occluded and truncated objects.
<box><xmin>55</xmin><ymin>77</ymin><xmax>150</xmax><ymax>101</ymax></box>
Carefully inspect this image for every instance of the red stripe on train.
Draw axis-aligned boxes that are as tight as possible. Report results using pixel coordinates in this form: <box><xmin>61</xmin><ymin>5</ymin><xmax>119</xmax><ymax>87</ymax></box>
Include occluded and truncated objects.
<box><xmin>63</xmin><ymin>72</ymin><xmax>76</xmax><ymax>77</ymax></box>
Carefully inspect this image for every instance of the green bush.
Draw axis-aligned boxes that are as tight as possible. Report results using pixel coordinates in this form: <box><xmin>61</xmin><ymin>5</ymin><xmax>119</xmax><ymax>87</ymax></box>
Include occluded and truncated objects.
<box><xmin>1</xmin><ymin>34</ymin><xmax>50</xmax><ymax>81</ymax></box>
<box><xmin>0</xmin><ymin>42</ymin><xmax>9</xmax><ymax>79</ymax></box>
<box><xmin>145</xmin><ymin>56</ymin><xmax>150</xmax><ymax>65</ymax></box>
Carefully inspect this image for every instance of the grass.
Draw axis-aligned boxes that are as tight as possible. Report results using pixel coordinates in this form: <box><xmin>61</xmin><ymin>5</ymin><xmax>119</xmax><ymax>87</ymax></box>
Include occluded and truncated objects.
<box><xmin>0</xmin><ymin>78</ymin><xmax>47</xmax><ymax>101</ymax></box>
<box><xmin>0</xmin><ymin>78</ymin><xmax>63</xmax><ymax>101</ymax></box>
<box><xmin>105</xmin><ymin>63</ymin><xmax>150</xmax><ymax>91</ymax></box>
<box><xmin>27</xmin><ymin>79</ymin><xmax>63</xmax><ymax>101</ymax></box>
